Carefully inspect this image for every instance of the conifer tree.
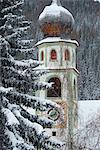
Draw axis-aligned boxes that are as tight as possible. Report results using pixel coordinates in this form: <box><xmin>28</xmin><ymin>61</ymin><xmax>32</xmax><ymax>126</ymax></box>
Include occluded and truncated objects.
<box><xmin>0</xmin><ymin>0</ymin><xmax>64</xmax><ymax>149</ymax></box>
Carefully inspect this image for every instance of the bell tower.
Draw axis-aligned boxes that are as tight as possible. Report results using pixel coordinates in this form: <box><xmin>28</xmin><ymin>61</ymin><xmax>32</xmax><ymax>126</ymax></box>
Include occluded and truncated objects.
<box><xmin>35</xmin><ymin>0</ymin><xmax>79</xmax><ymax>148</ymax></box>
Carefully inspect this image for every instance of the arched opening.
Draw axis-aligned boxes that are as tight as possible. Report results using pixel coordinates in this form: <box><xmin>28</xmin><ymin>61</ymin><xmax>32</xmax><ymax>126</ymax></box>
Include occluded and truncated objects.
<box><xmin>41</xmin><ymin>51</ymin><xmax>44</xmax><ymax>61</ymax></box>
<box><xmin>65</xmin><ymin>49</ymin><xmax>70</xmax><ymax>61</ymax></box>
<box><xmin>47</xmin><ymin>77</ymin><xmax>61</xmax><ymax>97</ymax></box>
<box><xmin>51</xmin><ymin>49</ymin><xmax>57</xmax><ymax>60</ymax></box>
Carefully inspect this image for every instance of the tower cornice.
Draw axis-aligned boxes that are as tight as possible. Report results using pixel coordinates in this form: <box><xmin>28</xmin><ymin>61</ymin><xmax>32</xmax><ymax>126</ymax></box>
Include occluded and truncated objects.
<box><xmin>34</xmin><ymin>67</ymin><xmax>79</xmax><ymax>75</ymax></box>
<box><xmin>35</xmin><ymin>37</ymin><xmax>79</xmax><ymax>47</ymax></box>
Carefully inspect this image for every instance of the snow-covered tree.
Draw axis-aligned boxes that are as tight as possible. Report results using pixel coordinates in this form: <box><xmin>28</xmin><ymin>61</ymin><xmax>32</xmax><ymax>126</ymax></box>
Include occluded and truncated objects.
<box><xmin>0</xmin><ymin>0</ymin><xmax>64</xmax><ymax>149</ymax></box>
<box><xmin>73</xmin><ymin>113</ymin><xmax>100</xmax><ymax>150</ymax></box>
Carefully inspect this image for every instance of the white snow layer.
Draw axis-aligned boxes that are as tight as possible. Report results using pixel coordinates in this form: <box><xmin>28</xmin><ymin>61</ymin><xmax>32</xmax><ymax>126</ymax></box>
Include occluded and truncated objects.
<box><xmin>0</xmin><ymin>87</ymin><xmax>13</xmax><ymax>93</ymax></box>
<box><xmin>13</xmin><ymin>108</ymin><xmax>44</xmax><ymax>135</ymax></box>
<box><xmin>6</xmin><ymin>129</ymin><xmax>19</xmax><ymax>150</ymax></box>
<box><xmin>2</xmin><ymin>108</ymin><xmax>19</xmax><ymax>126</ymax></box>
<box><xmin>14</xmin><ymin>59</ymin><xmax>38</xmax><ymax>67</ymax></box>
<box><xmin>6</xmin><ymin>129</ymin><xmax>35</xmax><ymax>150</ymax></box>
<box><xmin>39</xmin><ymin>2</ymin><xmax>73</xmax><ymax>21</ymax></box>
<box><xmin>22</xmin><ymin>106</ymin><xmax>36</xmax><ymax>115</ymax></box>
<box><xmin>78</xmin><ymin>100</ymin><xmax>100</xmax><ymax>127</ymax></box>
<box><xmin>35</xmin><ymin>37</ymin><xmax>79</xmax><ymax>46</ymax></box>
<box><xmin>2</xmin><ymin>1</ymin><xmax>23</xmax><ymax>13</ymax></box>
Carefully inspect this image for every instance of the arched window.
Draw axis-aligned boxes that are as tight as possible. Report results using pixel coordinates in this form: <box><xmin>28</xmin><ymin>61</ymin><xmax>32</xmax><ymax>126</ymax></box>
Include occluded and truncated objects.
<box><xmin>41</xmin><ymin>51</ymin><xmax>44</xmax><ymax>61</ymax></box>
<box><xmin>65</xmin><ymin>49</ymin><xmax>70</xmax><ymax>61</ymax></box>
<box><xmin>47</xmin><ymin>77</ymin><xmax>61</xmax><ymax>97</ymax></box>
<box><xmin>51</xmin><ymin>50</ymin><xmax>57</xmax><ymax>60</ymax></box>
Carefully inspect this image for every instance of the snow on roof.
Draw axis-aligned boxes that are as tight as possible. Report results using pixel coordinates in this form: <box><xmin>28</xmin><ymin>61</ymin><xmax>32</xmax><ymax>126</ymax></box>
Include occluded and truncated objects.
<box><xmin>39</xmin><ymin>0</ymin><xmax>74</xmax><ymax>26</ymax></box>
<box><xmin>35</xmin><ymin>37</ymin><xmax>79</xmax><ymax>47</ymax></box>
<box><xmin>78</xmin><ymin>100</ymin><xmax>100</xmax><ymax>127</ymax></box>
<box><xmin>39</xmin><ymin>2</ymin><xmax>73</xmax><ymax>21</ymax></box>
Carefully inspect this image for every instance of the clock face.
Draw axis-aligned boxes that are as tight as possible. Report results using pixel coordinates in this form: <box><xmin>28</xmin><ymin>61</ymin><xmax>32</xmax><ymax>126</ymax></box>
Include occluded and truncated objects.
<box><xmin>47</xmin><ymin>108</ymin><xmax>60</xmax><ymax>121</ymax></box>
<box><xmin>46</xmin><ymin>101</ymin><xmax>67</xmax><ymax>128</ymax></box>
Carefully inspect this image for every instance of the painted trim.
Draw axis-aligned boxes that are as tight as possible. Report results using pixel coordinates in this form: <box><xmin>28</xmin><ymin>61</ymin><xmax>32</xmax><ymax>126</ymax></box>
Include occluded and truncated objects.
<box><xmin>35</xmin><ymin>68</ymin><xmax>79</xmax><ymax>74</ymax></box>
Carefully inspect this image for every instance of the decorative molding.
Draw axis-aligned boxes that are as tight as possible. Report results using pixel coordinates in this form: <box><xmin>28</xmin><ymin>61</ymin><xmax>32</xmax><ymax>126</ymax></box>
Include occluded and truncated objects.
<box><xmin>54</xmin><ymin>101</ymin><xmax>67</xmax><ymax>128</ymax></box>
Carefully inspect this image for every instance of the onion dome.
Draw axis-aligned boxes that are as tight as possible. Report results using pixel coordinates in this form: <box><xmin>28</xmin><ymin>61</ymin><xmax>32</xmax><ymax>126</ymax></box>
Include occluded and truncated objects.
<box><xmin>39</xmin><ymin>0</ymin><xmax>75</xmax><ymax>37</ymax></box>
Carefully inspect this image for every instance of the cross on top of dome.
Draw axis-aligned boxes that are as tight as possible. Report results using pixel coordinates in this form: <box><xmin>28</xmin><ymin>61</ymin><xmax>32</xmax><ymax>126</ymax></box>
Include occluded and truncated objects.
<box><xmin>52</xmin><ymin>0</ymin><xmax>61</xmax><ymax>6</ymax></box>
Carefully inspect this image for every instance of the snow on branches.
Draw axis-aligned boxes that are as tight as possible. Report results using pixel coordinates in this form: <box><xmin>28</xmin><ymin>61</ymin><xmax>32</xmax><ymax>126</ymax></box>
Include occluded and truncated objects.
<box><xmin>0</xmin><ymin>0</ymin><xmax>64</xmax><ymax>149</ymax></box>
<box><xmin>73</xmin><ymin>113</ymin><xmax>100</xmax><ymax>150</ymax></box>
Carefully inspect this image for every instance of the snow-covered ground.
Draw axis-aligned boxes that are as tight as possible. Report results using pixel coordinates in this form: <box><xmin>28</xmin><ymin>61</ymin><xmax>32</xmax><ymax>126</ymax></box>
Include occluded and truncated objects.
<box><xmin>78</xmin><ymin>100</ymin><xmax>100</xmax><ymax>127</ymax></box>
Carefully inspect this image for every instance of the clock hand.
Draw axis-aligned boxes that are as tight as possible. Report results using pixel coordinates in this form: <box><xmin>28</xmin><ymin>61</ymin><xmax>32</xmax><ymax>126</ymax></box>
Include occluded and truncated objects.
<box><xmin>50</xmin><ymin>111</ymin><xmax>56</xmax><ymax>117</ymax></box>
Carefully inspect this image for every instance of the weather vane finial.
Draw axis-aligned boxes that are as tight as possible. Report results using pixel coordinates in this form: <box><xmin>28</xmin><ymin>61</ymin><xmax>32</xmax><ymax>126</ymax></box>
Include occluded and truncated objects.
<box><xmin>52</xmin><ymin>0</ymin><xmax>61</xmax><ymax>6</ymax></box>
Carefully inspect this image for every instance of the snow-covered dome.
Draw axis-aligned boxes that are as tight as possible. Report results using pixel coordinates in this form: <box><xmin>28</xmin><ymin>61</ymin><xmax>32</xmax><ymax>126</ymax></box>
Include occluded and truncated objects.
<box><xmin>39</xmin><ymin>0</ymin><xmax>75</xmax><ymax>37</ymax></box>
